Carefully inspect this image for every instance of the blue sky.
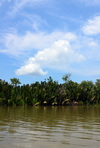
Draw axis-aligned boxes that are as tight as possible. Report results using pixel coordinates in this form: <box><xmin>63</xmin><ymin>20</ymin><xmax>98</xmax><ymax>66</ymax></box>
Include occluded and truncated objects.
<box><xmin>1</xmin><ymin>0</ymin><xmax>100</xmax><ymax>84</ymax></box>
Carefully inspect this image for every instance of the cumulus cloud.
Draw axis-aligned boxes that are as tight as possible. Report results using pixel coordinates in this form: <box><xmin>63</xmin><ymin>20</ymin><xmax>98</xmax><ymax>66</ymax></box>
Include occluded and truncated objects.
<box><xmin>82</xmin><ymin>16</ymin><xmax>100</xmax><ymax>35</ymax></box>
<box><xmin>1</xmin><ymin>28</ymin><xmax>87</xmax><ymax>77</ymax></box>
<box><xmin>34</xmin><ymin>40</ymin><xmax>85</xmax><ymax>67</ymax></box>
<box><xmin>16</xmin><ymin>62</ymin><xmax>47</xmax><ymax>76</ymax></box>
<box><xmin>15</xmin><ymin>40</ymin><xmax>85</xmax><ymax>76</ymax></box>
<box><xmin>1</xmin><ymin>31</ymin><xmax>76</xmax><ymax>56</ymax></box>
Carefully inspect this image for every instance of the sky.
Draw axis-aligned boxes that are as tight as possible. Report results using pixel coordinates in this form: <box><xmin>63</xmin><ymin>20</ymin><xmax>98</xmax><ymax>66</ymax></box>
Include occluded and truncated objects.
<box><xmin>0</xmin><ymin>0</ymin><xmax>100</xmax><ymax>84</ymax></box>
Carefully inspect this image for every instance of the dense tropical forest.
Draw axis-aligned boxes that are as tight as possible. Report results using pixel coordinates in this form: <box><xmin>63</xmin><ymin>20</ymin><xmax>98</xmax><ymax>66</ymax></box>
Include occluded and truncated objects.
<box><xmin>0</xmin><ymin>74</ymin><xmax>100</xmax><ymax>106</ymax></box>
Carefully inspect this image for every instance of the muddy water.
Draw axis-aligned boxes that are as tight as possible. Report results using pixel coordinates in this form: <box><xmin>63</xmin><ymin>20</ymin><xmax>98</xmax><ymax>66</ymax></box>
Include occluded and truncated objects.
<box><xmin>0</xmin><ymin>106</ymin><xmax>100</xmax><ymax>148</ymax></box>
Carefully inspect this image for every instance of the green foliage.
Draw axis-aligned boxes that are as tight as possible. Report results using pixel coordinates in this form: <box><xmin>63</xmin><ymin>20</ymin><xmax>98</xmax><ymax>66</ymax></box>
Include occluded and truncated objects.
<box><xmin>62</xmin><ymin>73</ymin><xmax>71</xmax><ymax>83</ymax></box>
<box><xmin>0</xmin><ymin>76</ymin><xmax>100</xmax><ymax>106</ymax></box>
<box><xmin>10</xmin><ymin>78</ymin><xmax>21</xmax><ymax>87</ymax></box>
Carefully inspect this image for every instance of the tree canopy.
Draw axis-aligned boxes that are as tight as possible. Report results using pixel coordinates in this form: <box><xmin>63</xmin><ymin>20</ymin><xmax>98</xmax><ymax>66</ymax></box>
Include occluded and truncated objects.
<box><xmin>10</xmin><ymin>78</ymin><xmax>21</xmax><ymax>86</ymax></box>
<box><xmin>0</xmin><ymin>76</ymin><xmax>100</xmax><ymax>106</ymax></box>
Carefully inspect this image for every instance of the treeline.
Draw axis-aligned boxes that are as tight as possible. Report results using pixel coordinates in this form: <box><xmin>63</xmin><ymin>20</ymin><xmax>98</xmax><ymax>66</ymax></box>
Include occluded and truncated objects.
<box><xmin>0</xmin><ymin>75</ymin><xmax>100</xmax><ymax>106</ymax></box>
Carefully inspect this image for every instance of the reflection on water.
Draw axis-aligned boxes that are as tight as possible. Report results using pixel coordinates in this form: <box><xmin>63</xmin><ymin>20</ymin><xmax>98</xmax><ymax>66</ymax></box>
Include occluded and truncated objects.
<box><xmin>0</xmin><ymin>106</ymin><xmax>100</xmax><ymax>148</ymax></box>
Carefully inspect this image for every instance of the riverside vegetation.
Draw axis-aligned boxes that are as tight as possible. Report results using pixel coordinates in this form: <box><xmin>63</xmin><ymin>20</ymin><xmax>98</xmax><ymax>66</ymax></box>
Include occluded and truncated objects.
<box><xmin>0</xmin><ymin>74</ymin><xmax>100</xmax><ymax>106</ymax></box>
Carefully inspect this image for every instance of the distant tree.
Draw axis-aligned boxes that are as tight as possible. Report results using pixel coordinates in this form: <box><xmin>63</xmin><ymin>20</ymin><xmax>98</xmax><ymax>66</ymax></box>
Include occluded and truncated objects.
<box><xmin>10</xmin><ymin>78</ymin><xmax>21</xmax><ymax>87</ymax></box>
<box><xmin>62</xmin><ymin>73</ymin><xmax>71</xmax><ymax>83</ymax></box>
<box><xmin>78</xmin><ymin>80</ymin><xmax>95</xmax><ymax>105</ymax></box>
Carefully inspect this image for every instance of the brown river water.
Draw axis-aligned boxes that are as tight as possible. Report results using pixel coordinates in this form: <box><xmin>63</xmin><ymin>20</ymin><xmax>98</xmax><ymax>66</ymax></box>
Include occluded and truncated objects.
<box><xmin>0</xmin><ymin>106</ymin><xmax>100</xmax><ymax>148</ymax></box>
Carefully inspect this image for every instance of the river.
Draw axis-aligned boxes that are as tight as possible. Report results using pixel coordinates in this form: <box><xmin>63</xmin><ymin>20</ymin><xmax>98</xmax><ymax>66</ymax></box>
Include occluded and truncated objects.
<box><xmin>0</xmin><ymin>106</ymin><xmax>100</xmax><ymax>148</ymax></box>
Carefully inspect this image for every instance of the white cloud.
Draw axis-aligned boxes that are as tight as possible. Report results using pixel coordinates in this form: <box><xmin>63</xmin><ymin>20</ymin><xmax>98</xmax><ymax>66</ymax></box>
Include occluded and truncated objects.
<box><xmin>34</xmin><ymin>40</ymin><xmax>85</xmax><ymax>67</ymax></box>
<box><xmin>15</xmin><ymin>39</ymin><xmax>85</xmax><ymax>76</ymax></box>
<box><xmin>1</xmin><ymin>27</ymin><xmax>100</xmax><ymax>77</ymax></box>
<box><xmin>16</xmin><ymin>62</ymin><xmax>47</xmax><ymax>76</ymax></box>
<box><xmin>1</xmin><ymin>31</ymin><xmax>76</xmax><ymax>56</ymax></box>
<box><xmin>88</xmin><ymin>41</ymin><xmax>98</xmax><ymax>47</ymax></box>
<box><xmin>82</xmin><ymin>16</ymin><xmax>100</xmax><ymax>35</ymax></box>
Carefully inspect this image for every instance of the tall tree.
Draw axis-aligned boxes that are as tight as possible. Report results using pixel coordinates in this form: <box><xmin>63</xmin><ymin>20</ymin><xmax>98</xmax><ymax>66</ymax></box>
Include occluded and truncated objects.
<box><xmin>62</xmin><ymin>73</ymin><xmax>71</xmax><ymax>83</ymax></box>
<box><xmin>10</xmin><ymin>78</ymin><xmax>21</xmax><ymax>87</ymax></box>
